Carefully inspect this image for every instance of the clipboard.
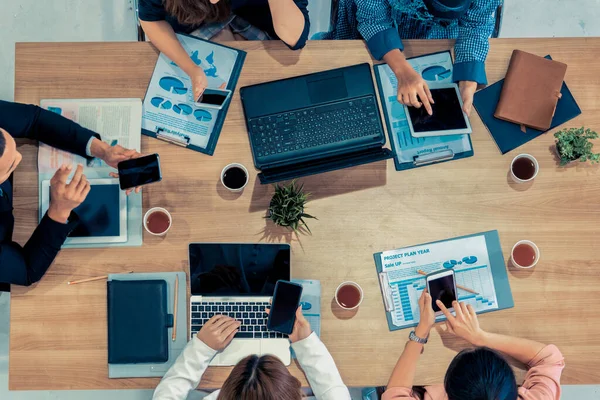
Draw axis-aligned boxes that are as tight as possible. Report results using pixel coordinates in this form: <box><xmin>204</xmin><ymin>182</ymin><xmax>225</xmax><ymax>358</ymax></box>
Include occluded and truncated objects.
<box><xmin>141</xmin><ymin>33</ymin><xmax>246</xmax><ymax>156</ymax></box>
<box><xmin>373</xmin><ymin>230</ymin><xmax>514</xmax><ymax>332</ymax></box>
<box><xmin>373</xmin><ymin>51</ymin><xmax>474</xmax><ymax>171</ymax></box>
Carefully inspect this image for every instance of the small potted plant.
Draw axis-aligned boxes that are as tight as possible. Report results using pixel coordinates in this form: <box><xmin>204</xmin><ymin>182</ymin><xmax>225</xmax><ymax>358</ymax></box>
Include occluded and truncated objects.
<box><xmin>554</xmin><ymin>127</ymin><xmax>600</xmax><ymax>166</ymax></box>
<box><xmin>267</xmin><ymin>180</ymin><xmax>316</xmax><ymax>233</ymax></box>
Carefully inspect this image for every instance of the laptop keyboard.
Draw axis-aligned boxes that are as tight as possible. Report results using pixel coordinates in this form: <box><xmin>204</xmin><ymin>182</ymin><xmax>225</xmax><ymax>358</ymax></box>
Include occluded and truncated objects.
<box><xmin>190</xmin><ymin>301</ymin><xmax>287</xmax><ymax>340</ymax></box>
<box><xmin>249</xmin><ymin>96</ymin><xmax>381</xmax><ymax>159</ymax></box>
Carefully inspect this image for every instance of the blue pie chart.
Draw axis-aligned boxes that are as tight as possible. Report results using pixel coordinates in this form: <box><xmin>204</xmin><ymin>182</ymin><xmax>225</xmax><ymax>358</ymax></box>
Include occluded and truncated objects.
<box><xmin>194</xmin><ymin>109</ymin><xmax>212</xmax><ymax>122</ymax></box>
<box><xmin>160</xmin><ymin>100</ymin><xmax>172</xmax><ymax>110</ymax></box>
<box><xmin>462</xmin><ymin>256</ymin><xmax>478</xmax><ymax>264</ymax></box>
<box><xmin>443</xmin><ymin>260</ymin><xmax>457</xmax><ymax>268</ymax></box>
<box><xmin>159</xmin><ymin>76</ymin><xmax>187</xmax><ymax>95</ymax></box>
<box><xmin>422</xmin><ymin>66</ymin><xmax>451</xmax><ymax>81</ymax></box>
<box><xmin>150</xmin><ymin>97</ymin><xmax>165</xmax><ymax>108</ymax></box>
<box><xmin>173</xmin><ymin>104</ymin><xmax>193</xmax><ymax>115</ymax></box>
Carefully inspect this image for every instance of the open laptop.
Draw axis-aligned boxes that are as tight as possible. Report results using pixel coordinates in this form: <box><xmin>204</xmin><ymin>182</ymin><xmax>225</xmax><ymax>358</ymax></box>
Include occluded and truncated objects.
<box><xmin>189</xmin><ymin>243</ymin><xmax>292</xmax><ymax>366</ymax></box>
<box><xmin>240</xmin><ymin>63</ymin><xmax>393</xmax><ymax>183</ymax></box>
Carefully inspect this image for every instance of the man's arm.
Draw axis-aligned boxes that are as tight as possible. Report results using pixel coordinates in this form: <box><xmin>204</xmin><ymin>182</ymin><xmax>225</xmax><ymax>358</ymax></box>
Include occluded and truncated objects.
<box><xmin>268</xmin><ymin>0</ymin><xmax>310</xmax><ymax>50</ymax></box>
<box><xmin>0</xmin><ymin>211</ymin><xmax>78</xmax><ymax>286</ymax></box>
<box><xmin>0</xmin><ymin>100</ymin><xmax>99</xmax><ymax>158</ymax></box>
<box><xmin>355</xmin><ymin>0</ymin><xmax>403</xmax><ymax>60</ymax></box>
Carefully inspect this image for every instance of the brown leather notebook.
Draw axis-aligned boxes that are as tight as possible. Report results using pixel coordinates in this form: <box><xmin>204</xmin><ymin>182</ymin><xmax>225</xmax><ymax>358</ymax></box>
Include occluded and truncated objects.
<box><xmin>494</xmin><ymin>50</ymin><xmax>567</xmax><ymax>131</ymax></box>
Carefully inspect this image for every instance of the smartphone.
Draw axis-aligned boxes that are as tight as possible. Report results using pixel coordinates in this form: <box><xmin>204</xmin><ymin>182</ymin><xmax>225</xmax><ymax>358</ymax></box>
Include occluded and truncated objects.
<box><xmin>426</xmin><ymin>269</ymin><xmax>457</xmax><ymax>315</ymax></box>
<box><xmin>195</xmin><ymin>88</ymin><xmax>232</xmax><ymax>110</ymax></box>
<box><xmin>267</xmin><ymin>280</ymin><xmax>303</xmax><ymax>335</ymax></box>
<box><xmin>117</xmin><ymin>153</ymin><xmax>162</xmax><ymax>190</ymax></box>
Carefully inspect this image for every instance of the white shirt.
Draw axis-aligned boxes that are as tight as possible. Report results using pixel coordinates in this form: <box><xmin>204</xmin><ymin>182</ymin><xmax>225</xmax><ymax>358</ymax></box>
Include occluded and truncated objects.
<box><xmin>152</xmin><ymin>332</ymin><xmax>351</xmax><ymax>400</ymax></box>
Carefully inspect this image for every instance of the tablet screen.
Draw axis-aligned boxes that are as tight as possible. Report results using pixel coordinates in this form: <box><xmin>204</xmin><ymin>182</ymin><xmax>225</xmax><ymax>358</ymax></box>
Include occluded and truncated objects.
<box><xmin>407</xmin><ymin>88</ymin><xmax>467</xmax><ymax>132</ymax></box>
<box><xmin>51</xmin><ymin>184</ymin><xmax>121</xmax><ymax>237</ymax></box>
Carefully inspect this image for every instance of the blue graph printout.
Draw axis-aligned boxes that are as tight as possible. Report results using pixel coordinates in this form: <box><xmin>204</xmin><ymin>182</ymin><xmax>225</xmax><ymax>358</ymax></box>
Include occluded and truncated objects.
<box><xmin>376</xmin><ymin>51</ymin><xmax>471</xmax><ymax>164</ymax></box>
<box><xmin>380</xmin><ymin>234</ymin><xmax>498</xmax><ymax>329</ymax></box>
<box><xmin>142</xmin><ymin>34</ymin><xmax>239</xmax><ymax>149</ymax></box>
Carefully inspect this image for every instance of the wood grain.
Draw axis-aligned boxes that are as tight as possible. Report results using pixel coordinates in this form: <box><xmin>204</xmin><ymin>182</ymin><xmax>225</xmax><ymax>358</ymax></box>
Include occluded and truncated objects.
<box><xmin>9</xmin><ymin>39</ymin><xmax>600</xmax><ymax>390</ymax></box>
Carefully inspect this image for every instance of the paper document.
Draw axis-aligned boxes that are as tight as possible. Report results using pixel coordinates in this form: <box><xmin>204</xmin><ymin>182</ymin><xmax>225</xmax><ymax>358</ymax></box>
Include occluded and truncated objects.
<box><xmin>39</xmin><ymin>98</ymin><xmax>142</xmax><ymax>174</ymax></box>
<box><xmin>376</xmin><ymin>52</ymin><xmax>471</xmax><ymax>164</ymax></box>
<box><xmin>380</xmin><ymin>235</ymin><xmax>499</xmax><ymax>329</ymax></box>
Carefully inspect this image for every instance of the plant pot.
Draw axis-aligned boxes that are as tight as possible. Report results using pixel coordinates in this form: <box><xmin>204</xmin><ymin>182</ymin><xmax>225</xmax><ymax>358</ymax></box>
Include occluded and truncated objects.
<box><xmin>555</xmin><ymin>143</ymin><xmax>579</xmax><ymax>165</ymax></box>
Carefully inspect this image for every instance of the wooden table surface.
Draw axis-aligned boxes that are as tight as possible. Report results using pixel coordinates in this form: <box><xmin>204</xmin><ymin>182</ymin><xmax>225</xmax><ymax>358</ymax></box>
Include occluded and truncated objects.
<box><xmin>10</xmin><ymin>39</ymin><xmax>600</xmax><ymax>391</ymax></box>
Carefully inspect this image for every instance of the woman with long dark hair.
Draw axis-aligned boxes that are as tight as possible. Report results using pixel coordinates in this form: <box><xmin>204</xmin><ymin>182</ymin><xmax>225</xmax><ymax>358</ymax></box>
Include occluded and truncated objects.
<box><xmin>382</xmin><ymin>290</ymin><xmax>564</xmax><ymax>400</ymax></box>
<box><xmin>152</xmin><ymin>308</ymin><xmax>350</xmax><ymax>399</ymax></box>
<box><xmin>139</xmin><ymin>0</ymin><xmax>310</xmax><ymax>101</ymax></box>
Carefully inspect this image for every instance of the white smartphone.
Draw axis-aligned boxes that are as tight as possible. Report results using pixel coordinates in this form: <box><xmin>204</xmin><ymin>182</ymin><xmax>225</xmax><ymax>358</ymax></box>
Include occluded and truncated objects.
<box><xmin>426</xmin><ymin>269</ymin><xmax>458</xmax><ymax>316</ymax></box>
<box><xmin>195</xmin><ymin>88</ymin><xmax>232</xmax><ymax>110</ymax></box>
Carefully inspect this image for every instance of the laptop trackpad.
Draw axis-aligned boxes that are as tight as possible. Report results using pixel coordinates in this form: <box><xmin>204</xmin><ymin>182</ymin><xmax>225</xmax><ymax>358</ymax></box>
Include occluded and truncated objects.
<box><xmin>212</xmin><ymin>339</ymin><xmax>261</xmax><ymax>366</ymax></box>
<box><xmin>307</xmin><ymin>74</ymin><xmax>348</xmax><ymax>104</ymax></box>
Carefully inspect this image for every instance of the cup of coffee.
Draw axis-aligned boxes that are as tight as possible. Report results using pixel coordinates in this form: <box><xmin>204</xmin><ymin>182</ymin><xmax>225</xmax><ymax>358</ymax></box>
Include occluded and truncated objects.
<box><xmin>221</xmin><ymin>163</ymin><xmax>249</xmax><ymax>192</ymax></box>
<box><xmin>144</xmin><ymin>207</ymin><xmax>172</xmax><ymax>236</ymax></box>
<box><xmin>335</xmin><ymin>281</ymin><xmax>364</xmax><ymax>310</ymax></box>
<box><xmin>510</xmin><ymin>154</ymin><xmax>539</xmax><ymax>183</ymax></box>
<box><xmin>510</xmin><ymin>240</ymin><xmax>540</xmax><ymax>269</ymax></box>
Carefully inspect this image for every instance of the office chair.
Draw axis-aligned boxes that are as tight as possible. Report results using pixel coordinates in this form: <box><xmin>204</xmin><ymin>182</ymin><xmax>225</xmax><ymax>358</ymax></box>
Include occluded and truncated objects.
<box><xmin>134</xmin><ymin>0</ymin><xmax>146</xmax><ymax>42</ymax></box>
<box><xmin>492</xmin><ymin>3</ymin><xmax>504</xmax><ymax>38</ymax></box>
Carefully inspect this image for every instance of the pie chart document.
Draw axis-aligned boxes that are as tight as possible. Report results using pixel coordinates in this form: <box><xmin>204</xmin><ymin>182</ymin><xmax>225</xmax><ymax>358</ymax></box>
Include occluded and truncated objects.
<box><xmin>142</xmin><ymin>33</ymin><xmax>246</xmax><ymax>155</ymax></box>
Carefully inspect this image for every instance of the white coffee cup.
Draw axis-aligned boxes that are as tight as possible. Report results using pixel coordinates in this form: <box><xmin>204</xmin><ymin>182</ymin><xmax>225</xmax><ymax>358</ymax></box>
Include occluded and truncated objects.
<box><xmin>335</xmin><ymin>281</ymin><xmax>364</xmax><ymax>310</ymax></box>
<box><xmin>510</xmin><ymin>240</ymin><xmax>540</xmax><ymax>269</ymax></box>
<box><xmin>510</xmin><ymin>154</ymin><xmax>539</xmax><ymax>183</ymax></box>
<box><xmin>220</xmin><ymin>163</ymin><xmax>249</xmax><ymax>192</ymax></box>
<box><xmin>143</xmin><ymin>207</ymin><xmax>172</xmax><ymax>236</ymax></box>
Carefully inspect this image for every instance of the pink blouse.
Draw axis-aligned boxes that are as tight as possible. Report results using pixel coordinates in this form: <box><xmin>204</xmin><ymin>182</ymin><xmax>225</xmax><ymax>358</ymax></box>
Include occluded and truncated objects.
<box><xmin>382</xmin><ymin>345</ymin><xmax>564</xmax><ymax>400</ymax></box>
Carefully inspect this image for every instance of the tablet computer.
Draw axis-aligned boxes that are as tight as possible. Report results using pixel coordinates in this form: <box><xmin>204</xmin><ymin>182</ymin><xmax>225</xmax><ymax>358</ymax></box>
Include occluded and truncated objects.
<box><xmin>40</xmin><ymin>178</ymin><xmax>127</xmax><ymax>244</ymax></box>
<box><xmin>404</xmin><ymin>83</ymin><xmax>472</xmax><ymax>138</ymax></box>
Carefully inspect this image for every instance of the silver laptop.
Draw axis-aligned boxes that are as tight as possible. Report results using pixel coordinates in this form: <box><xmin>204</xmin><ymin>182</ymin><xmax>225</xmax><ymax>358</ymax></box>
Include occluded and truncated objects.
<box><xmin>188</xmin><ymin>243</ymin><xmax>291</xmax><ymax>366</ymax></box>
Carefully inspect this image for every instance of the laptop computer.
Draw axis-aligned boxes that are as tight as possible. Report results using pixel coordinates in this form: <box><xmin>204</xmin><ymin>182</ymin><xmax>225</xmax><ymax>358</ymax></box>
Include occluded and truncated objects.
<box><xmin>189</xmin><ymin>243</ymin><xmax>292</xmax><ymax>366</ymax></box>
<box><xmin>240</xmin><ymin>63</ymin><xmax>393</xmax><ymax>183</ymax></box>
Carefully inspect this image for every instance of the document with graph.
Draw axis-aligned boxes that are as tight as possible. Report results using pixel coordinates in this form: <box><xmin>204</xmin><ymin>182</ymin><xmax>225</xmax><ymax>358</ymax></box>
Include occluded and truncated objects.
<box><xmin>374</xmin><ymin>231</ymin><xmax>514</xmax><ymax>331</ymax></box>
<box><xmin>141</xmin><ymin>33</ymin><xmax>246</xmax><ymax>155</ymax></box>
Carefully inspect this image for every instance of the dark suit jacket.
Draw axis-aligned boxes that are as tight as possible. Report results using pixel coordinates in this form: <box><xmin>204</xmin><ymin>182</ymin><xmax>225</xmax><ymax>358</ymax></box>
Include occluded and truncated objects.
<box><xmin>0</xmin><ymin>100</ymin><xmax>100</xmax><ymax>286</ymax></box>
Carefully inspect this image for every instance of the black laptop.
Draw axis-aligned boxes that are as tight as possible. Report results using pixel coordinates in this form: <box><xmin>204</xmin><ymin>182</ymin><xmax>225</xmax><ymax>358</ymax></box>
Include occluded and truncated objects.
<box><xmin>240</xmin><ymin>63</ymin><xmax>392</xmax><ymax>183</ymax></box>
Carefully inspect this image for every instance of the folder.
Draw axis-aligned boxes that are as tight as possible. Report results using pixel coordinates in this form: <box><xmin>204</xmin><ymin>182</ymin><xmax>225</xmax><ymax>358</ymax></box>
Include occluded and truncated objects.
<box><xmin>107</xmin><ymin>280</ymin><xmax>173</xmax><ymax>364</ymax></box>
<box><xmin>473</xmin><ymin>55</ymin><xmax>581</xmax><ymax>154</ymax></box>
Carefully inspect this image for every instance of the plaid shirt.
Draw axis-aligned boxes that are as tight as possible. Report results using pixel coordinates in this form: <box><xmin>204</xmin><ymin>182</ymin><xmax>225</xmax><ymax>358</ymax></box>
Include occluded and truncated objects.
<box><xmin>327</xmin><ymin>0</ymin><xmax>502</xmax><ymax>84</ymax></box>
<box><xmin>189</xmin><ymin>15</ymin><xmax>272</xmax><ymax>42</ymax></box>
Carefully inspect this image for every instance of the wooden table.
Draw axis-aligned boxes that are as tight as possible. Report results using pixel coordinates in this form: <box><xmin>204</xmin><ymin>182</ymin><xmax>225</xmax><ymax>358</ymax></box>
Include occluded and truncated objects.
<box><xmin>10</xmin><ymin>39</ymin><xmax>600</xmax><ymax>390</ymax></box>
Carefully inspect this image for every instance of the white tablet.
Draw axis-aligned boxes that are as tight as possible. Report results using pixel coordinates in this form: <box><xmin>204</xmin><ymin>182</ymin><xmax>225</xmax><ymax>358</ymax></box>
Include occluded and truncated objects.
<box><xmin>40</xmin><ymin>178</ymin><xmax>127</xmax><ymax>244</ymax></box>
<box><xmin>404</xmin><ymin>83</ymin><xmax>472</xmax><ymax>138</ymax></box>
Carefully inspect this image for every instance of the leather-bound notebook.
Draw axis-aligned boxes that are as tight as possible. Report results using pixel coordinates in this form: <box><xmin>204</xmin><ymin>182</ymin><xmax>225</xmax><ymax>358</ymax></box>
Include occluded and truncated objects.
<box><xmin>107</xmin><ymin>280</ymin><xmax>173</xmax><ymax>364</ymax></box>
<box><xmin>494</xmin><ymin>50</ymin><xmax>567</xmax><ymax>131</ymax></box>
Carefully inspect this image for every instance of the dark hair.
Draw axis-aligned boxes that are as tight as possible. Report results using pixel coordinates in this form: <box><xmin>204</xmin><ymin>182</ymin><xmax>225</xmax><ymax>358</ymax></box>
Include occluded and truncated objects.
<box><xmin>218</xmin><ymin>355</ymin><xmax>303</xmax><ymax>400</ymax></box>
<box><xmin>164</xmin><ymin>0</ymin><xmax>231</xmax><ymax>26</ymax></box>
<box><xmin>444</xmin><ymin>347</ymin><xmax>518</xmax><ymax>400</ymax></box>
<box><xmin>0</xmin><ymin>129</ymin><xmax>6</xmax><ymax>157</ymax></box>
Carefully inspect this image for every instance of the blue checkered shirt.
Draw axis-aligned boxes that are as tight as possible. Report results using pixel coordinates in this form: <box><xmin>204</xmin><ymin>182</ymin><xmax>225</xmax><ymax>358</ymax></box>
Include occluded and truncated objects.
<box><xmin>327</xmin><ymin>0</ymin><xmax>502</xmax><ymax>84</ymax></box>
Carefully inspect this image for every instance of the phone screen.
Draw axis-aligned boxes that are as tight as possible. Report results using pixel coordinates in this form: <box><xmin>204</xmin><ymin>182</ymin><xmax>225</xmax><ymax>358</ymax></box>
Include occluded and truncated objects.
<box><xmin>428</xmin><ymin>273</ymin><xmax>457</xmax><ymax>312</ymax></box>
<box><xmin>198</xmin><ymin>92</ymin><xmax>227</xmax><ymax>106</ymax></box>
<box><xmin>117</xmin><ymin>154</ymin><xmax>161</xmax><ymax>190</ymax></box>
<box><xmin>267</xmin><ymin>281</ymin><xmax>303</xmax><ymax>334</ymax></box>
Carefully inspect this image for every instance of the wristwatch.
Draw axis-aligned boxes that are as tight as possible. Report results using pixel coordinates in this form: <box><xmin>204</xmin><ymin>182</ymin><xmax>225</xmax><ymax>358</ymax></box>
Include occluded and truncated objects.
<box><xmin>409</xmin><ymin>330</ymin><xmax>429</xmax><ymax>344</ymax></box>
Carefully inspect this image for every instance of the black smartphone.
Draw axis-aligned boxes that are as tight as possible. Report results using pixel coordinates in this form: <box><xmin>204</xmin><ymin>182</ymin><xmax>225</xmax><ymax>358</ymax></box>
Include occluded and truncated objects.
<box><xmin>267</xmin><ymin>280</ymin><xmax>303</xmax><ymax>335</ymax></box>
<box><xmin>196</xmin><ymin>88</ymin><xmax>232</xmax><ymax>109</ymax></box>
<box><xmin>426</xmin><ymin>269</ymin><xmax>457</xmax><ymax>314</ymax></box>
<box><xmin>117</xmin><ymin>153</ymin><xmax>162</xmax><ymax>190</ymax></box>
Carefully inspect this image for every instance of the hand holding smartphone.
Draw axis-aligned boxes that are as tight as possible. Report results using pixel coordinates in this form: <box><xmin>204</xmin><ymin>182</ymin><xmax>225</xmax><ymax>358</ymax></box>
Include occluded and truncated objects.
<box><xmin>426</xmin><ymin>269</ymin><xmax>457</xmax><ymax>315</ymax></box>
<box><xmin>196</xmin><ymin>88</ymin><xmax>232</xmax><ymax>110</ymax></box>
<box><xmin>267</xmin><ymin>280</ymin><xmax>303</xmax><ymax>335</ymax></box>
<box><xmin>117</xmin><ymin>153</ymin><xmax>162</xmax><ymax>190</ymax></box>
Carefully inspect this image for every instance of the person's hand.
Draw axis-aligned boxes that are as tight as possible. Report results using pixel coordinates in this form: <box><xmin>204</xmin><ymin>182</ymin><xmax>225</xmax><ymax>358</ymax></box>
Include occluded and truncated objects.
<box><xmin>415</xmin><ymin>289</ymin><xmax>435</xmax><ymax>338</ymax></box>
<box><xmin>196</xmin><ymin>315</ymin><xmax>241</xmax><ymax>351</ymax></box>
<box><xmin>91</xmin><ymin>140</ymin><xmax>144</xmax><ymax>195</ymax></box>
<box><xmin>47</xmin><ymin>164</ymin><xmax>91</xmax><ymax>223</ymax></box>
<box><xmin>459</xmin><ymin>80</ymin><xmax>478</xmax><ymax>116</ymax></box>
<box><xmin>190</xmin><ymin>66</ymin><xmax>208</xmax><ymax>102</ymax></box>
<box><xmin>265</xmin><ymin>305</ymin><xmax>312</xmax><ymax>343</ymax></box>
<box><xmin>395</xmin><ymin>62</ymin><xmax>434</xmax><ymax>115</ymax></box>
<box><xmin>437</xmin><ymin>300</ymin><xmax>486</xmax><ymax>346</ymax></box>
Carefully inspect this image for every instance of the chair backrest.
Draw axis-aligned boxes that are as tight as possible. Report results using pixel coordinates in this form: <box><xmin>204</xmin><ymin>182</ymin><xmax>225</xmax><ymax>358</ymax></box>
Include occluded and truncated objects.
<box><xmin>491</xmin><ymin>4</ymin><xmax>504</xmax><ymax>38</ymax></box>
<box><xmin>134</xmin><ymin>0</ymin><xmax>146</xmax><ymax>42</ymax></box>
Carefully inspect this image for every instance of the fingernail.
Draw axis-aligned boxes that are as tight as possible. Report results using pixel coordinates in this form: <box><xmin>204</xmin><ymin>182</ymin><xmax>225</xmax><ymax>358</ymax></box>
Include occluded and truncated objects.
<box><xmin>67</xmin><ymin>165</ymin><xmax>73</xmax><ymax>170</ymax></box>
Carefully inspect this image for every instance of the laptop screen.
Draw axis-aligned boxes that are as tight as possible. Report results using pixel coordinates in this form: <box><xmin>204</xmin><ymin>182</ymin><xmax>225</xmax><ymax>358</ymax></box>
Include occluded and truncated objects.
<box><xmin>189</xmin><ymin>244</ymin><xmax>290</xmax><ymax>296</ymax></box>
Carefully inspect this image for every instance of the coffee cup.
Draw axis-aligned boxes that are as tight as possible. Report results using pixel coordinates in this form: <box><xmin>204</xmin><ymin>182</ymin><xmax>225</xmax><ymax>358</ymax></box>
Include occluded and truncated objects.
<box><xmin>144</xmin><ymin>207</ymin><xmax>172</xmax><ymax>236</ymax></box>
<box><xmin>510</xmin><ymin>240</ymin><xmax>540</xmax><ymax>269</ymax></box>
<box><xmin>510</xmin><ymin>154</ymin><xmax>539</xmax><ymax>183</ymax></box>
<box><xmin>335</xmin><ymin>281</ymin><xmax>364</xmax><ymax>310</ymax></box>
<box><xmin>221</xmin><ymin>163</ymin><xmax>249</xmax><ymax>192</ymax></box>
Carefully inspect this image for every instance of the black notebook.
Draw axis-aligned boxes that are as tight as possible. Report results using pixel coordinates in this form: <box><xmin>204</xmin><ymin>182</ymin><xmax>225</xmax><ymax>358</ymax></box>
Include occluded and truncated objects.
<box><xmin>107</xmin><ymin>280</ymin><xmax>173</xmax><ymax>364</ymax></box>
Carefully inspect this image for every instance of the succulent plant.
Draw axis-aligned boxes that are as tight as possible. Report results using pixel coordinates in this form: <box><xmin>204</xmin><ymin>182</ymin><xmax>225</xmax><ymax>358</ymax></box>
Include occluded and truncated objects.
<box><xmin>267</xmin><ymin>180</ymin><xmax>316</xmax><ymax>233</ymax></box>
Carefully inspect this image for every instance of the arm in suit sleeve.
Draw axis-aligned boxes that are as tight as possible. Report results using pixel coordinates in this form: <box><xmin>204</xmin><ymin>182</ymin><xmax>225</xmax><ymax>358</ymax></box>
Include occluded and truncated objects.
<box><xmin>0</xmin><ymin>100</ymin><xmax>99</xmax><ymax>158</ymax></box>
<box><xmin>0</xmin><ymin>212</ymin><xmax>78</xmax><ymax>286</ymax></box>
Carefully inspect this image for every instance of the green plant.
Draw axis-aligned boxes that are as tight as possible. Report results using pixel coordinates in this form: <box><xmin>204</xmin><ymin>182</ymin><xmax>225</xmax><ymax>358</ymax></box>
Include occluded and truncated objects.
<box><xmin>554</xmin><ymin>127</ymin><xmax>600</xmax><ymax>166</ymax></box>
<box><xmin>267</xmin><ymin>180</ymin><xmax>316</xmax><ymax>233</ymax></box>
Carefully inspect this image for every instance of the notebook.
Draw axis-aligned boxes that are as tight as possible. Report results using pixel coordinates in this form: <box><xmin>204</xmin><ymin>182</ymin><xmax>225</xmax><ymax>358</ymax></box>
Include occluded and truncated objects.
<box><xmin>494</xmin><ymin>50</ymin><xmax>567</xmax><ymax>131</ymax></box>
<box><xmin>473</xmin><ymin>55</ymin><xmax>581</xmax><ymax>154</ymax></box>
<box><xmin>107</xmin><ymin>280</ymin><xmax>173</xmax><ymax>364</ymax></box>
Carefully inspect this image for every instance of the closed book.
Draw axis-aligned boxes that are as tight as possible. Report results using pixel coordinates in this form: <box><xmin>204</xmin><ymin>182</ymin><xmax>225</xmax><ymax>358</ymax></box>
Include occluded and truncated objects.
<box><xmin>494</xmin><ymin>50</ymin><xmax>567</xmax><ymax>131</ymax></box>
<box><xmin>107</xmin><ymin>280</ymin><xmax>173</xmax><ymax>364</ymax></box>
